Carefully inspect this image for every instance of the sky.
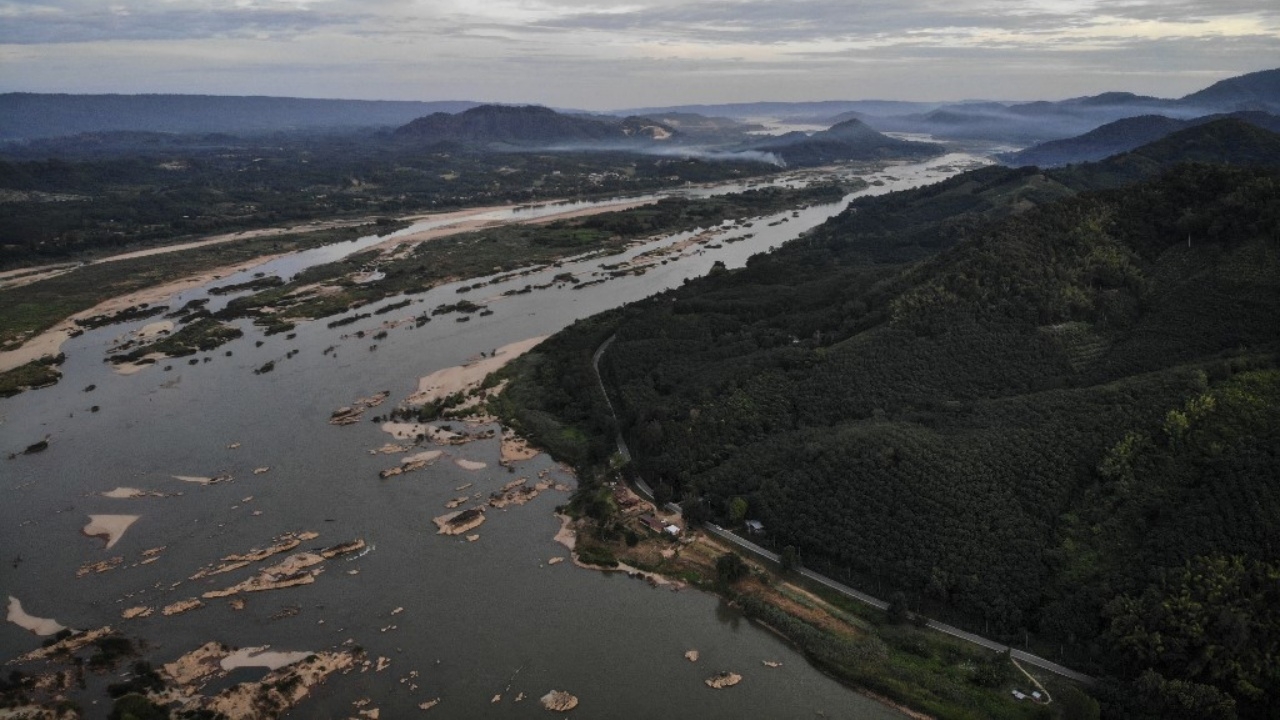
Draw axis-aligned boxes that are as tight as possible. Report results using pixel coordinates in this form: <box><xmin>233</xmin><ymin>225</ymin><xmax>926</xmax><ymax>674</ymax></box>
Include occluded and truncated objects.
<box><xmin>0</xmin><ymin>0</ymin><xmax>1277</xmax><ymax>110</ymax></box>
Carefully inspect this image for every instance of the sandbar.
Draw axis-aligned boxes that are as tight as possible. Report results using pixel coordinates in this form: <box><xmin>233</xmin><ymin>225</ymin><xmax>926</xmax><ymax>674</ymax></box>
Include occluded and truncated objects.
<box><xmin>454</xmin><ymin>458</ymin><xmax>486</xmax><ymax>471</ymax></box>
<box><xmin>6</xmin><ymin>596</ymin><xmax>66</xmax><ymax>636</ymax></box>
<box><xmin>82</xmin><ymin>514</ymin><xmax>140</xmax><ymax>549</ymax></box>
<box><xmin>405</xmin><ymin>336</ymin><xmax>547</xmax><ymax>407</ymax></box>
<box><xmin>134</xmin><ymin>320</ymin><xmax>173</xmax><ymax>341</ymax></box>
<box><xmin>705</xmin><ymin>671</ymin><xmax>742</xmax><ymax>688</ymax></box>
<box><xmin>221</xmin><ymin>646</ymin><xmax>313</xmax><ymax>671</ymax></box>
<box><xmin>0</xmin><ymin>253</ymin><xmax>286</xmax><ymax>375</ymax></box>
<box><xmin>101</xmin><ymin>486</ymin><xmax>168</xmax><ymax>498</ymax></box>
<box><xmin>433</xmin><ymin>508</ymin><xmax>486</xmax><ymax>535</ymax></box>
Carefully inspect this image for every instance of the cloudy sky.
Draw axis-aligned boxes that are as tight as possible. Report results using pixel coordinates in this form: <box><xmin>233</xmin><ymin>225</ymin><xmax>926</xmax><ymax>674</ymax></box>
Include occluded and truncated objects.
<box><xmin>0</xmin><ymin>0</ymin><xmax>1276</xmax><ymax>109</ymax></box>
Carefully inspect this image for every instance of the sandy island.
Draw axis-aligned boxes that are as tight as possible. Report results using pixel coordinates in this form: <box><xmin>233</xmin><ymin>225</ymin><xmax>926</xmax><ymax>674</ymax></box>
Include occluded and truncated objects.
<box><xmin>82</xmin><ymin>514</ymin><xmax>140</xmax><ymax>549</ymax></box>
<box><xmin>221</xmin><ymin>646</ymin><xmax>313</xmax><ymax>672</ymax></box>
<box><xmin>433</xmin><ymin>508</ymin><xmax>486</xmax><ymax>535</ymax></box>
<box><xmin>6</xmin><ymin>596</ymin><xmax>67</xmax><ymax>636</ymax></box>
<box><xmin>405</xmin><ymin>336</ymin><xmax>547</xmax><ymax>407</ymax></box>
<box><xmin>0</xmin><ymin>253</ymin><xmax>287</xmax><ymax>375</ymax></box>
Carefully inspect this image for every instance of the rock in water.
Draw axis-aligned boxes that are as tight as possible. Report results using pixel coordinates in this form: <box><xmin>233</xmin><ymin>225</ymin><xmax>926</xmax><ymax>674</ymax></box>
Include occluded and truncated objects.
<box><xmin>540</xmin><ymin>690</ymin><xmax>579</xmax><ymax>711</ymax></box>
<box><xmin>705</xmin><ymin>671</ymin><xmax>742</xmax><ymax>689</ymax></box>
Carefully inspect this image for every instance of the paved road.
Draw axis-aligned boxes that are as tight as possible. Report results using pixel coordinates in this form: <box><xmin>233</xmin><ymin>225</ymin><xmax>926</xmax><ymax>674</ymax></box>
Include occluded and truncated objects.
<box><xmin>592</xmin><ymin>335</ymin><xmax>1096</xmax><ymax>686</ymax></box>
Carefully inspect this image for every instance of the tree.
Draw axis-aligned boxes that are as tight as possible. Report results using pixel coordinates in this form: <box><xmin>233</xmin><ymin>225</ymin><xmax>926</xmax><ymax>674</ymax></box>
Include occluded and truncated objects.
<box><xmin>887</xmin><ymin>591</ymin><xmax>909</xmax><ymax>625</ymax></box>
<box><xmin>681</xmin><ymin>495</ymin><xmax>710</xmax><ymax>527</ymax></box>
<box><xmin>780</xmin><ymin>545</ymin><xmax>801</xmax><ymax>572</ymax></box>
<box><xmin>716</xmin><ymin>552</ymin><xmax>749</xmax><ymax>585</ymax></box>
<box><xmin>728</xmin><ymin>496</ymin><xmax>748</xmax><ymax>526</ymax></box>
<box><xmin>971</xmin><ymin>649</ymin><xmax>1013</xmax><ymax>688</ymax></box>
<box><xmin>653</xmin><ymin>482</ymin><xmax>673</xmax><ymax>509</ymax></box>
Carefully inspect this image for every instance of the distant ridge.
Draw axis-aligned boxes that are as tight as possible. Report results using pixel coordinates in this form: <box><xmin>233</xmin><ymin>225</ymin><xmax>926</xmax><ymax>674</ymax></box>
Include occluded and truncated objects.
<box><xmin>392</xmin><ymin>104</ymin><xmax>675</xmax><ymax>146</ymax></box>
<box><xmin>1003</xmin><ymin>111</ymin><xmax>1280</xmax><ymax>167</ymax></box>
<box><xmin>0</xmin><ymin>93</ymin><xmax>481</xmax><ymax>140</ymax></box>
<box><xmin>746</xmin><ymin>118</ymin><xmax>943</xmax><ymax>166</ymax></box>
<box><xmin>1180</xmin><ymin>68</ymin><xmax>1280</xmax><ymax>111</ymax></box>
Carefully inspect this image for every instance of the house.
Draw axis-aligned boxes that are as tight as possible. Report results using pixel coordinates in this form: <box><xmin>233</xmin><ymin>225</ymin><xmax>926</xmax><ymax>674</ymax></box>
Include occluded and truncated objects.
<box><xmin>664</xmin><ymin>524</ymin><xmax>681</xmax><ymax>537</ymax></box>
<box><xmin>745</xmin><ymin>520</ymin><xmax>765</xmax><ymax>535</ymax></box>
<box><xmin>638</xmin><ymin>514</ymin><xmax>665</xmax><ymax>534</ymax></box>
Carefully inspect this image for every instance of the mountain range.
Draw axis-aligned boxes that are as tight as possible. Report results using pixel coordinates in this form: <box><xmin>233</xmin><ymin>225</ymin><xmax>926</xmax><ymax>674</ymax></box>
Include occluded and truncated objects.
<box><xmin>1001</xmin><ymin>111</ymin><xmax>1280</xmax><ymax>167</ymax></box>
<box><xmin>5</xmin><ymin>67</ymin><xmax>1276</xmax><ymax>150</ymax></box>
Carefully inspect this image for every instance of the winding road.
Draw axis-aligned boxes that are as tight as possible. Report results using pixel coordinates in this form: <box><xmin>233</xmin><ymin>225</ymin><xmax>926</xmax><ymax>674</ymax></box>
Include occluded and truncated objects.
<box><xmin>592</xmin><ymin>333</ymin><xmax>1096</xmax><ymax>686</ymax></box>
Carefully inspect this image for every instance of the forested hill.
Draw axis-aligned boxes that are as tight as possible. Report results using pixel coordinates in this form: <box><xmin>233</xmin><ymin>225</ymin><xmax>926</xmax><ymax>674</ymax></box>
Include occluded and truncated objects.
<box><xmin>745</xmin><ymin>118</ymin><xmax>943</xmax><ymax>166</ymax></box>
<box><xmin>393</xmin><ymin>105</ymin><xmax>676</xmax><ymax>146</ymax></box>
<box><xmin>1001</xmin><ymin>112</ymin><xmax>1280</xmax><ymax>167</ymax></box>
<box><xmin>498</xmin><ymin>123</ymin><xmax>1280</xmax><ymax>719</ymax></box>
<box><xmin>1004</xmin><ymin>112</ymin><xmax>1280</xmax><ymax>168</ymax></box>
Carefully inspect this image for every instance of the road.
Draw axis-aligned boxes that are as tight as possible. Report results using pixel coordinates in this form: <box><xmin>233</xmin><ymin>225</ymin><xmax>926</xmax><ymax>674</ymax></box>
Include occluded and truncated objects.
<box><xmin>592</xmin><ymin>333</ymin><xmax>1096</xmax><ymax>686</ymax></box>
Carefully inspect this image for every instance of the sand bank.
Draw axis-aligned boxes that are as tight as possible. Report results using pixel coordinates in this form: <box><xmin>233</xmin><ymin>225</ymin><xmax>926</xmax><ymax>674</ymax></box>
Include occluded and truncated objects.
<box><xmin>82</xmin><ymin>514</ymin><xmax>140</xmax><ymax>549</ymax></box>
<box><xmin>705</xmin><ymin>671</ymin><xmax>742</xmax><ymax>689</ymax></box>
<box><xmin>433</xmin><ymin>508</ymin><xmax>486</xmax><ymax>535</ymax></box>
<box><xmin>378</xmin><ymin>449</ymin><xmax>444</xmax><ymax>478</ymax></box>
<box><xmin>405</xmin><ymin>336</ymin><xmax>547</xmax><ymax>407</ymax></box>
<box><xmin>454</xmin><ymin>458</ymin><xmax>486</xmax><ymax>471</ymax></box>
<box><xmin>202</xmin><ymin>552</ymin><xmax>325</xmax><ymax>598</ymax></box>
<box><xmin>221</xmin><ymin>647</ymin><xmax>313</xmax><ymax>672</ymax></box>
<box><xmin>6</xmin><ymin>596</ymin><xmax>66</xmax><ymax>636</ymax></box>
<box><xmin>0</xmin><ymin>253</ymin><xmax>286</xmax><ymax>375</ymax></box>
<box><xmin>500</xmin><ymin>431</ymin><xmax>540</xmax><ymax>464</ymax></box>
<box><xmin>101</xmin><ymin>486</ymin><xmax>169</xmax><ymax>498</ymax></box>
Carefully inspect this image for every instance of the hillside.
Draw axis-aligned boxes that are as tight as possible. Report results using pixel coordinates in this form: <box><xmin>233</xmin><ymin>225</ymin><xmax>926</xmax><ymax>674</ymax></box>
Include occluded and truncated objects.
<box><xmin>1003</xmin><ymin>112</ymin><xmax>1280</xmax><ymax>167</ymax></box>
<box><xmin>1180</xmin><ymin>67</ymin><xmax>1280</xmax><ymax>112</ymax></box>
<box><xmin>393</xmin><ymin>104</ymin><xmax>675</xmax><ymax>146</ymax></box>
<box><xmin>497</xmin><ymin>125</ymin><xmax>1280</xmax><ymax>719</ymax></box>
<box><xmin>0</xmin><ymin>93</ymin><xmax>479</xmax><ymax>140</ymax></box>
<box><xmin>746</xmin><ymin>118</ymin><xmax>943</xmax><ymax>166</ymax></box>
<box><xmin>854</xmin><ymin>68</ymin><xmax>1279</xmax><ymax>144</ymax></box>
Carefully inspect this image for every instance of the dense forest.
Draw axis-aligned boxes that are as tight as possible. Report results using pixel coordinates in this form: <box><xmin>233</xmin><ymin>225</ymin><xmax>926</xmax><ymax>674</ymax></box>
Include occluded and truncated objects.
<box><xmin>495</xmin><ymin>119</ymin><xmax>1280</xmax><ymax>718</ymax></box>
<box><xmin>0</xmin><ymin>132</ymin><xmax>774</xmax><ymax>269</ymax></box>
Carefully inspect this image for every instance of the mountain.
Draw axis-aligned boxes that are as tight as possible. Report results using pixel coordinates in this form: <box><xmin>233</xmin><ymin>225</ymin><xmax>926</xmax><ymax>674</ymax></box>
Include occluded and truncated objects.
<box><xmin>745</xmin><ymin>118</ymin><xmax>943</xmax><ymax>166</ymax></box>
<box><xmin>1002</xmin><ymin>112</ymin><xmax>1280</xmax><ymax>167</ymax></box>
<box><xmin>500</xmin><ymin>122</ymin><xmax>1280</xmax><ymax>718</ymax></box>
<box><xmin>392</xmin><ymin>105</ymin><xmax>675</xmax><ymax>146</ymax></box>
<box><xmin>616</xmin><ymin>100</ymin><xmax>943</xmax><ymax>121</ymax></box>
<box><xmin>1180</xmin><ymin>67</ymin><xmax>1280</xmax><ymax>112</ymax></box>
<box><xmin>0</xmin><ymin>93</ymin><xmax>480</xmax><ymax>141</ymax></box>
<box><xmin>857</xmin><ymin>68</ymin><xmax>1279</xmax><ymax>144</ymax></box>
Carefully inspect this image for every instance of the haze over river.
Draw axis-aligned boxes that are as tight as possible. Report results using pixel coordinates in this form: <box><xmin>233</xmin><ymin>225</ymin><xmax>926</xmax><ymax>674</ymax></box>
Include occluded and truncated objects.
<box><xmin>2</xmin><ymin>152</ymin><xmax>988</xmax><ymax>718</ymax></box>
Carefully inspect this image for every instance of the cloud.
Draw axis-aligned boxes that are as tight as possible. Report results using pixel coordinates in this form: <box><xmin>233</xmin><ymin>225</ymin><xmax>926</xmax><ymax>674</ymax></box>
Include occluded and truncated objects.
<box><xmin>0</xmin><ymin>1</ymin><xmax>363</xmax><ymax>43</ymax></box>
<box><xmin>0</xmin><ymin>0</ymin><xmax>1275</xmax><ymax>106</ymax></box>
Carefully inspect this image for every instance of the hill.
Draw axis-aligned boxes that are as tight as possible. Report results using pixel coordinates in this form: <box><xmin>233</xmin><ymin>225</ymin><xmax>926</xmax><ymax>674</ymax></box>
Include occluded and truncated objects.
<box><xmin>745</xmin><ymin>118</ymin><xmax>943</xmax><ymax>166</ymax></box>
<box><xmin>1180</xmin><ymin>67</ymin><xmax>1280</xmax><ymax>112</ymax></box>
<box><xmin>854</xmin><ymin>68</ymin><xmax>1279</xmax><ymax>144</ymax></box>
<box><xmin>393</xmin><ymin>104</ymin><xmax>675</xmax><ymax>146</ymax></box>
<box><xmin>497</xmin><ymin>123</ymin><xmax>1280</xmax><ymax>719</ymax></box>
<box><xmin>1002</xmin><ymin>112</ymin><xmax>1280</xmax><ymax>167</ymax></box>
<box><xmin>0</xmin><ymin>93</ymin><xmax>480</xmax><ymax>140</ymax></box>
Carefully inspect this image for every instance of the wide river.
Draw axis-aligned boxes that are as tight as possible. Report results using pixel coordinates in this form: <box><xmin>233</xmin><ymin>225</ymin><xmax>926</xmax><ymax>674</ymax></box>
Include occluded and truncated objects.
<box><xmin>2</xmin><ymin>152</ymin><xmax>988</xmax><ymax>719</ymax></box>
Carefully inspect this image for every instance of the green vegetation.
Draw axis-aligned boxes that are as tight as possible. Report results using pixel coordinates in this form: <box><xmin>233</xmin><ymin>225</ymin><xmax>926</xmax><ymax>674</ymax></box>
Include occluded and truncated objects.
<box><xmin>0</xmin><ymin>133</ymin><xmax>774</xmax><ymax>269</ymax></box>
<box><xmin>107</xmin><ymin>317</ymin><xmax>243</xmax><ymax>363</ymax></box>
<box><xmin>496</xmin><ymin>122</ymin><xmax>1280</xmax><ymax>718</ymax></box>
<box><xmin>0</xmin><ymin>222</ymin><xmax>396</xmax><ymax>349</ymax></box>
<box><xmin>218</xmin><ymin>184</ymin><xmax>848</xmax><ymax>325</ymax></box>
<box><xmin>0</xmin><ymin>354</ymin><xmax>62</xmax><ymax>397</ymax></box>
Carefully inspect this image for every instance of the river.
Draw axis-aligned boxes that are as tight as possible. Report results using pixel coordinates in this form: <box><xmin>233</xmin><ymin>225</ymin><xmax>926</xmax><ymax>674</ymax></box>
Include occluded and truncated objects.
<box><xmin>1</xmin><ymin>152</ymin><xmax>989</xmax><ymax>718</ymax></box>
